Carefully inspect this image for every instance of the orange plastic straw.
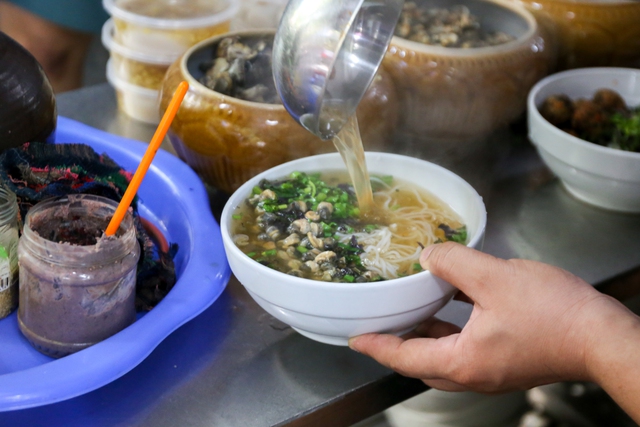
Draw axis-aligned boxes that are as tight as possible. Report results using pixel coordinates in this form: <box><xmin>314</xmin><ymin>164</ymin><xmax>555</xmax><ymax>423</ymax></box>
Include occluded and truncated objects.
<box><xmin>105</xmin><ymin>81</ymin><xmax>189</xmax><ymax>236</ymax></box>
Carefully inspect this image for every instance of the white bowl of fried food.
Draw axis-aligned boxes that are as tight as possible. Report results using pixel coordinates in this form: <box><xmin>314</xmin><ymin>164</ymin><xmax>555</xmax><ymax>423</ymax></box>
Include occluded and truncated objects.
<box><xmin>528</xmin><ymin>67</ymin><xmax>640</xmax><ymax>213</ymax></box>
<box><xmin>221</xmin><ymin>152</ymin><xmax>486</xmax><ymax>346</ymax></box>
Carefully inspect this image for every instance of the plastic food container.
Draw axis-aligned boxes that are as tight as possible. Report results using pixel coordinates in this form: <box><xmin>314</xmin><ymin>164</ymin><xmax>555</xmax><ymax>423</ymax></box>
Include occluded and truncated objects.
<box><xmin>17</xmin><ymin>195</ymin><xmax>140</xmax><ymax>358</ymax></box>
<box><xmin>231</xmin><ymin>0</ymin><xmax>288</xmax><ymax>30</ymax></box>
<box><xmin>0</xmin><ymin>186</ymin><xmax>20</xmax><ymax>320</ymax></box>
<box><xmin>106</xmin><ymin>58</ymin><xmax>161</xmax><ymax>124</ymax></box>
<box><xmin>103</xmin><ymin>0</ymin><xmax>239</xmax><ymax>57</ymax></box>
<box><xmin>102</xmin><ymin>18</ymin><xmax>177</xmax><ymax>90</ymax></box>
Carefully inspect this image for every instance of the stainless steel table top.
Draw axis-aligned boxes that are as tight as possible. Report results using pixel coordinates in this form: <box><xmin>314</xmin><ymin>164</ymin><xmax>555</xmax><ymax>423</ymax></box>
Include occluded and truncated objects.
<box><xmin>1</xmin><ymin>83</ymin><xmax>638</xmax><ymax>427</ymax></box>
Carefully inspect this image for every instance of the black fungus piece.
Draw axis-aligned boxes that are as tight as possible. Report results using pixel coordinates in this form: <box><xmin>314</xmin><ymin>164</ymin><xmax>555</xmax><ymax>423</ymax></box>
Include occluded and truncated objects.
<box><xmin>438</xmin><ymin>224</ymin><xmax>457</xmax><ymax>239</ymax></box>
<box><xmin>349</xmin><ymin>235</ymin><xmax>364</xmax><ymax>252</ymax></box>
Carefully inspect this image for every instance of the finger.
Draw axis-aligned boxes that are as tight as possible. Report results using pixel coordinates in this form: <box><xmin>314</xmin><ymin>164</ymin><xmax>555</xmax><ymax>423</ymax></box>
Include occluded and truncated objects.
<box><xmin>415</xmin><ymin>318</ymin><xmax>461</xmax><ymax>338</ymax></box>
<box><xmin>349</xmin><ymin>333</ymin><xmax>460</xmax><ymax>379</ymax></box>
<box><xmin>420</xmin><ymin>242</ymin><xmax>510</xmax><ymax>303</ymax></box>
<box><xmin>453</xmin><ymin>290</ymin><xmax>474</xmax><ymax>305</ymax></box>
<box><xmin>400</xmin><ymin>330</ymin><xmax>422</xmax><ymax>340</ymax></box>
<box><xmin>422</xmin><ymin>379</ymin><xmax>470</xmax><ymax>392</ymax></box>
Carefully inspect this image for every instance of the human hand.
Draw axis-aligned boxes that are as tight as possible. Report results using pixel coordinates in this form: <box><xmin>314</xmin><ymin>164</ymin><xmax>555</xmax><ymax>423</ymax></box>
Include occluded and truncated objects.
<box><xmin>348</xmin><ymin>242</ymin><xmax>627</xmax><ymax>393</ymax></box>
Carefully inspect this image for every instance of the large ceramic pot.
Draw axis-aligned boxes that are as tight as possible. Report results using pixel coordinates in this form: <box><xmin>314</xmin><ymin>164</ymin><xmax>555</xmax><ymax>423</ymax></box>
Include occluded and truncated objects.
<box><xmin>160</xmin><ymin>30</ymin><xmax>399</xmax><ymax>195</ymax></box>
<box><xmin>0</xmin><ymin>31</ymin><xmax>56</xmax><ymax>152</ymax></box>
<box><xmin>511</xmin><ymin>0</ymin><xmax>640</xmax><ymax>71</ymax></box>
<box><xmin>383</xmin><ymin>0</ymin><xmax>550</xmax><ymax>152</ymax></box>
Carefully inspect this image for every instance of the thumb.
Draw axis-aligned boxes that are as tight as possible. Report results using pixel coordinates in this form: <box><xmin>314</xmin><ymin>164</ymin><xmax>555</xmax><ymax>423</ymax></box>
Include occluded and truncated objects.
<box><xmin>349</xmin><ymin>333</ymin><xmax>461</xmax><ymax>380</ymax></box>
<box><xmin>420</xmin><ymin>242</ymin><xmax>509</xmax><ymax>304</ymax></box>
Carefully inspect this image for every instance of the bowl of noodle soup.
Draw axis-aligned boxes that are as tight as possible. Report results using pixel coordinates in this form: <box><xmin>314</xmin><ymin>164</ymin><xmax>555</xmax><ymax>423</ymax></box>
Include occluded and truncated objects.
<box><xmin>221</xmin><ymin>152</ymin><xmax>486</xmax><ymax>346</ymax></box>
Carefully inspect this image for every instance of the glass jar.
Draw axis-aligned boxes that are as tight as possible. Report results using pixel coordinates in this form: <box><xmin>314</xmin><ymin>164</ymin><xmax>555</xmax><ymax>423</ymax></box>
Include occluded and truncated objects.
<box><xmin>17</xmin><ymin>194</ymin><xmax>140</xmax><ymax>358</ymax></box>
<box><xmin>0</xmin><ymin>187</ymin><xmax>20</xmax><ymax>319</ymax></box>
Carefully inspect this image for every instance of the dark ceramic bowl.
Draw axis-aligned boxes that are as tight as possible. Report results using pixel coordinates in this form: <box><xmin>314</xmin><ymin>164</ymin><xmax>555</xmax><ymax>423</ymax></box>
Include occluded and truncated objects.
<box><xmin>0</xmin><ymin>31</ymin><xmax>56</xmax><ymax>152</ymax></box>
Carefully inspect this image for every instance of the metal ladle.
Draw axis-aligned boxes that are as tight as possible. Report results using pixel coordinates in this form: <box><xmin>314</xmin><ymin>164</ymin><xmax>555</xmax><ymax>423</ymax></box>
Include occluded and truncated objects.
<box><xmin>272</xmin><ymin>0</ymin><xmax>403</xmax><ymax>140</ymax></box>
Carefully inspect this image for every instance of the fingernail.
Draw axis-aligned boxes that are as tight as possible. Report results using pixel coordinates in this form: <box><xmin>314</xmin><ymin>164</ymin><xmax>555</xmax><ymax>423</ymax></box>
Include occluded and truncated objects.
<box><xmin>420</xmin><ymin>245</ymin><xmax>436</xmax><ymax>268</ymax></box>
<box><xmin>348</xmin><ymin>337</ymin><xmax>360</xmax><ymax>352</ymax></box>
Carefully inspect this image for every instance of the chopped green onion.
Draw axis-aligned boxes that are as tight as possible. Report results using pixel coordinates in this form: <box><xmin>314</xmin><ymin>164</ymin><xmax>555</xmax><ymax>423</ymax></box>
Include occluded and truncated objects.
<box><xmin>296</xmin><ymin>246</ymin><xmax>308</xmax><ymax>253</ymax></box>
<box><xmin>412</xmin><ymin>263</ymin><xmax>423</xmax><ymax>272</ymax></box>
<box><xmin>232</xmin><ymin>214</ymin><xmax>243</xmax><ymax>220</ymax></box>
<box><xmin>343</xmin><ymin>274</ymin><xmax>355</xmax><ymax>283</ymax></box>
<box><xmin>252</xmin><ymin>186</ymin><xmax>262</xmax><ymax>195</ymax></box>
<box><xmin>364</xmin><ymin>224</ymin><xmax>377</xmax><ymax>233</ymax></box>
<box><xmin>262</xmin><ymin>249</ymin><xmax>277</xmax><ymax>257</ymax></box>
<box><xmin>450</xmin><ymin>226</ymin><xmax>468</xmax><ymax>244</ymax></box>
<box><xmin>246</xmin><ymin>252</ymin><xmax>257</xmax><ymax>258</ymax></box>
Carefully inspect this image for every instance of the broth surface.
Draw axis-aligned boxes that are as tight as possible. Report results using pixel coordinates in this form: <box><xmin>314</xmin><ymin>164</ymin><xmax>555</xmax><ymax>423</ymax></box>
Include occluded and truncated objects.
<box><xmin>231</xmin><ymin>171</ymin><xmax>466</xmax><ymax>282</ymax></box>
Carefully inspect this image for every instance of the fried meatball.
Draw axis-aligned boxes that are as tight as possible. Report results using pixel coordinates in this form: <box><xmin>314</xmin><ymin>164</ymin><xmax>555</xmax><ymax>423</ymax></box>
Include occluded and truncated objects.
<box><xmin>593</xmin><ymin>88</ymin><xmax>627</xmax><ymax>113</ymax></box>
<box><xmin>571</xmin><ymin>100</ymin><xmax>610</xmax><ymax>142</ymax></box>
<box><xmin>539</xmin><ymin>94</ymin><xmax>574</xmax><ymax>126</ymax></box>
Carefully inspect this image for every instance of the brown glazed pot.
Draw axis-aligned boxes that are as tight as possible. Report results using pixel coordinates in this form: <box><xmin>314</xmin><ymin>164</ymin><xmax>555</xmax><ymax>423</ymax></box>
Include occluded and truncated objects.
<box><xmin>160</xmin><ymin>30</ymin><xmax>399</xmax><ymax>195</ymax></box>
<box><xmin>511</xmin><ymin>0</ymin><xmax>640</xmax><ymax>71</ymax></box>
<box><xmin>383</xmin><ymin>0</ymin><xmax>551</xmax><ymax>148</ymax></box>
<box><xmin>0</xmin><ymin>31</ymin><xmax>56</xmax><ymax>152</ymax></box>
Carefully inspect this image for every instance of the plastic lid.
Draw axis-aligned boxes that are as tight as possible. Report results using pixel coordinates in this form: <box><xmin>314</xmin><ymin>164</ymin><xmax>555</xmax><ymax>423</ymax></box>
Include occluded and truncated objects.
<box><xmin>103</xmin><ymin>0</ymin><xmax>239</xmax><ymax>29</ymax></box>
<box><xmin>101</xmin><ymin>19</ymin><xmax>179</xmax><ymax>64</ymax></box>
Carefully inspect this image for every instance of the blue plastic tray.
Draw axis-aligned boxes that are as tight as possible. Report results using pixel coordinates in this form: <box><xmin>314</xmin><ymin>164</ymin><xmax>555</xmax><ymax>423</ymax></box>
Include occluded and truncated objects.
<box><xmin>0</xmin><ymin>117</ymin><xmax>230</xmax><ymax>411</ymax></box>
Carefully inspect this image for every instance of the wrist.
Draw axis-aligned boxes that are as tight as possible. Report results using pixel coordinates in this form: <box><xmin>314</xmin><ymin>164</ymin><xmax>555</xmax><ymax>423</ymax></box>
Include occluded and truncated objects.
<box><xmin>583</xmin><ymin>296</ymin><xmax>640</xmax><ymax>385</ymax></box>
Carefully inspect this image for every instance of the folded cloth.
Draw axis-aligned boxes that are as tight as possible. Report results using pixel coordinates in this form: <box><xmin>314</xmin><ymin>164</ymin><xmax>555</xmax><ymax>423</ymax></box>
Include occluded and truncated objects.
<box><xmin>0</xmin><ymin>142</ymin><xmax>177</xmax><ymax>311</ymax></box>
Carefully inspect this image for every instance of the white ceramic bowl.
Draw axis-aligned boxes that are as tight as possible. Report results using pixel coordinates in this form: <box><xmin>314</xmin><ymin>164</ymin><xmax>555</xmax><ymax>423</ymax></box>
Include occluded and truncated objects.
<box><xmin>220</xmin><ymin>152</ymin><xmax>487</xmax><ymax>346</ymax></box>
<box><xmin>385</xmin><ymin>389</ymin><xmax>526</xmax><ymax>427</ymax></box>
<box><xmin>528</xmin><ymin>67</ymin><xmax>640</xmax><ymax>213</ymax></box>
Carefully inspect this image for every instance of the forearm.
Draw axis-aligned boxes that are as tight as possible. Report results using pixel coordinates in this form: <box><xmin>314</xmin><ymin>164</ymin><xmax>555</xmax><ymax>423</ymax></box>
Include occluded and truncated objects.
<box><xmin>585</xmin><ymin>297</ymin><xmax>640</xmax><ymax>423</ymax></box>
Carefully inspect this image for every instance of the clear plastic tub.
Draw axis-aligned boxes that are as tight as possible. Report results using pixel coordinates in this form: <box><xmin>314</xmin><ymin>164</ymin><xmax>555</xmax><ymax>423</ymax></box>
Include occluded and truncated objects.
<box><xmin>103</xmin><ymin>0</ymin><xmax>239</xmax><ymax>57</ymax></box>
<box><xmin>0</xmin><ymin>186</ymin><xmax>19</xmax><ymax>320</ymax></box>
<box><xmin>231</xmin><ymin>0</ymin><xmax>288</xmax><ymax>30</ymax></box>
<box><xmin>106</xmin><ymin>58</ymin><xmax>160</xmax><ymax>124</ymax></box>
<box><xmin>102</xmin><ymin>18</ymin><xmax>177</xmax><ymax>90</ymax></box>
